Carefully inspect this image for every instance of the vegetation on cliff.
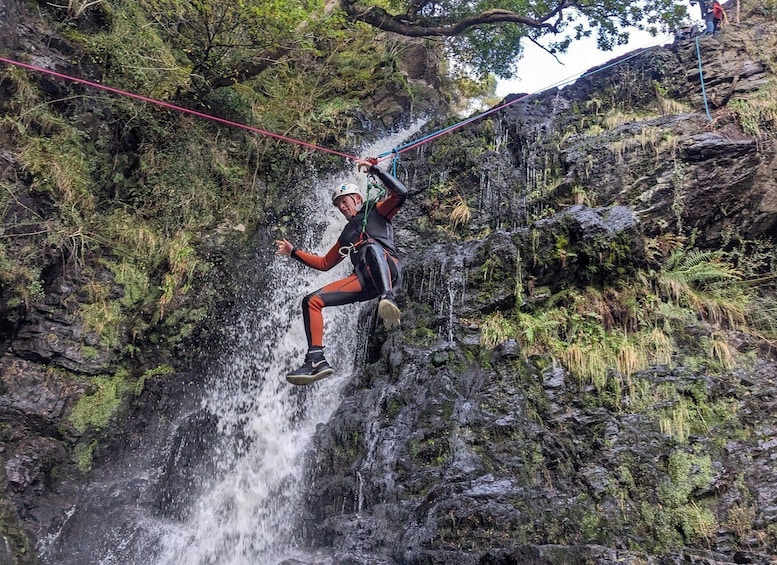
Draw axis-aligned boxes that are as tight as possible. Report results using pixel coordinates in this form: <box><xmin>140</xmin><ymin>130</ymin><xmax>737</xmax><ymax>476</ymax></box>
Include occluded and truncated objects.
<box><xmin>0</xmin><ymin>0</ymin><xmax>439</xmax><ymax>433</ymax></box>
<box><xmin>0</xmin><ymin>0</ymin><xmax>447</xmax><ymax>559</ymax></box>
<box><xmin>300</xmin><ymin>4</ymin><xmax>777</xmax><ymax>562</ymax></box>
<box><xmin>2</xmin><ymin>0</ymin><xmax>777</xmax><ymax>563</ymax></box>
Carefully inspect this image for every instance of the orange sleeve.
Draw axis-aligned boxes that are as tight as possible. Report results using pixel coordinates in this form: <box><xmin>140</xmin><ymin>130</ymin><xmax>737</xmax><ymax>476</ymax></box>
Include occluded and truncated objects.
<box><xmin>375</xmin><ymin>194</ymin><xmax>404</xmax><ymax>220</ymax></box>
<box><xmin>292</xmin><ymin>242</ymin><xmax>344</xmax><ymax>271</ymax></box>
<box><xmin>371</xmin><ymin>167</ymin><xmax>407</xmax><ymax>220</ymax></box>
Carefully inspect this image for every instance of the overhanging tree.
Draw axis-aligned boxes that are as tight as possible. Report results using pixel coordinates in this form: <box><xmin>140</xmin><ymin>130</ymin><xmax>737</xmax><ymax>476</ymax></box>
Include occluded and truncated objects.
<box><xmin>339</xmin><ymin>0</ymin><xmax>689</xmax><ymax>78</ymax></box>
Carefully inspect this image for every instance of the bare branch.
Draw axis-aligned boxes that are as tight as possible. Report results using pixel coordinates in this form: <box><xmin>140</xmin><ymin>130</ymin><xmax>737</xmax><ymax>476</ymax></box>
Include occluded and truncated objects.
<box><xmin>342</xmin><ymin>0</ymin><xmax>570</xmax><ymax>37</ymax></box>
<box><xmin>527</xmin><ymin>36</ymin><xmax>563</xmax><ymax>65</ymax></box>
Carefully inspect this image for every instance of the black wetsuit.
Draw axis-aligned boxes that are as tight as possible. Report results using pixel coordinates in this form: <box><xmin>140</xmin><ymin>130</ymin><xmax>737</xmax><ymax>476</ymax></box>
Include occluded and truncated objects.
<box><xmin>291</xmin><ymin>165</ymin><xmax>407</xmax><ymax>348</ymax></box>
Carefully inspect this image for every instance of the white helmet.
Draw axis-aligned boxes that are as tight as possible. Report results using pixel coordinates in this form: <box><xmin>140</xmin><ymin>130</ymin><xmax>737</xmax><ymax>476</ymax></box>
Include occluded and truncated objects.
<box><xmin>331</xmin><ymin>182</ymin><xmax>361</xmax><ymax>206</ymax></box>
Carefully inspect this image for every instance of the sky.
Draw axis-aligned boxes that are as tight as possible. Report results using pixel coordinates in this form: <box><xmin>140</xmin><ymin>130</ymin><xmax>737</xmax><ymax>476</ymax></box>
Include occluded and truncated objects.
<box><xmin>495</xmin><ymin>29</ymin><xmax>675</xmax><ymax>98</ymax></box>
<box><xmin>496</xmin><ymin>0</ymin><xmax>700</xmax><ymax>98</ymax></box>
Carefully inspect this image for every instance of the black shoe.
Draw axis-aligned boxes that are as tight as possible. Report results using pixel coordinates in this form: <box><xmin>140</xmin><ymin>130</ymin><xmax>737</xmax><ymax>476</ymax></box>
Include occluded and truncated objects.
<box><xmin>286</xmin><ymin>349</ymin><xmax>333</xmax><ymax>385</ymax></box>
<box><xmin>377</xmin><ymin>295</ymin><xmax>401</xmax><ymax>329</ymax></box>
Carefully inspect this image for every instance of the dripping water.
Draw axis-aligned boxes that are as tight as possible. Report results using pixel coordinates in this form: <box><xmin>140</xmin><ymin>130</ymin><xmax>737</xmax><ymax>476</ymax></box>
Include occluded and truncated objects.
<box><xmin>39</xmin><ymin>123</ymin><xmax>426</xmax><ymax>565</ymax></box>
<box><xmin>411</xmin><ymin>249</ymin><xmax>467</xmax><ymax>345</ymax></box>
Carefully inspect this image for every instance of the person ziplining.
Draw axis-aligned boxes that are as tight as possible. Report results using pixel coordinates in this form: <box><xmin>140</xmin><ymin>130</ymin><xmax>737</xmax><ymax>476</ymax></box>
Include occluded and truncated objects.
<box><xmin>1</xmin><ymin>38</ymin><xmax>695</xmax><ymax>388</ymax></box>
<box><xmin>275</xmin><ymin>158</ymin><xmax>407</xmax><ymax>385</ymax></box>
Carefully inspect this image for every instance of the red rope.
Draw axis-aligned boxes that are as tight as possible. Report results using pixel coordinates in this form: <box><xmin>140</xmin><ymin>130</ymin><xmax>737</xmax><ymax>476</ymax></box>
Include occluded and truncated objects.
<box><xmin>0</xmin><ymin>56</ymin><xmax>362</xmax><ymax>161</ymax></box>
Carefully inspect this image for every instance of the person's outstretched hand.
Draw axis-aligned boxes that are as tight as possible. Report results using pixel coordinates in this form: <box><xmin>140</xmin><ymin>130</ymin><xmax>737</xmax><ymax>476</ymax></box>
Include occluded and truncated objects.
<box><xmin>275</xmin><ymin>239</ymin><xmax>293</xmax><ymax>257</ymax></box>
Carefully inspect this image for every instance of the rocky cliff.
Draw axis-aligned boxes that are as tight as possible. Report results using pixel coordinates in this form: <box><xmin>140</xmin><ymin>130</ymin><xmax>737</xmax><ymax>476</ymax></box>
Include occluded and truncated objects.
<box><xmin>295</xmin><ymin>11</ymin><xmax>777</xmax><ymax>565</ymax></box>
<box><xmin>1</xmin><ymin>0</ymin><xmax>777</xmax><ymax>564</ymax></box>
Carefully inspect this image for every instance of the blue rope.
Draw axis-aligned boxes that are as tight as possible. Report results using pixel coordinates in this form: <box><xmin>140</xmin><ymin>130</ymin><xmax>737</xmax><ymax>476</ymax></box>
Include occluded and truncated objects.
<box><xmin>377</xmin><ymin>36</ymin><xmax>674</xmax><ymax>160</ymax></box>
<box><xmin>695</xmin><ymin>35</ymin><xmax>713</xmax><ymax>122</ymax></box>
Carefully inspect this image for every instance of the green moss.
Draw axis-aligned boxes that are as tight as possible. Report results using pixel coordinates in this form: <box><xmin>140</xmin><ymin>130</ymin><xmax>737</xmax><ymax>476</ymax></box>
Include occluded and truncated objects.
<box><xmin>639</xmin><ymin>500</ymin><xmax>683</xmax><ymax>549</ymax></box>
<box><xmin>729</xmin><ymin>80</ymin><xmax>777</xmax><ymax>137</ymax></box>
<box><xmin>107</xmin><ymin>259</ymin><xmax>151</xmax><ymax>309</ymax></box>
<box><xmin>68</xmin><ymin>372</ymin><xmax>132</xmax><ymax>433</ymax></box>
<box><xmin>579</xmin><ymin>510</ymin><xmax>602</xmax><ymax>541</ymax></box>
<box><xmin>74</xmin><ymin>440</ymin><xmax>97</xmax><ymax>473</ymax></box>
<box><xmin>0</xmin><ymin>499</ymin><xmax>36</xmax><ymax>563</ymax></box>
<box><xmin>675</xmin><ymin>501</ymin><xmax>717</xmax><ymax>543</ymax></box>
<box><xmin>135</xmin><ymin>364</ymin><xmax>174</xmax><ymax>395</ymax></box>
<box><xmin>80</xmin><ymin>299</ymin><xmax>122</xmax><ymax>349</ymax></box>
<box><xmin>655</xmin><ymin>449</ymin><xmax>718</xmax><ymax>543</ymax></box>
<box><xmin>80</xmin><ymin>345</ymin><xmax>99</xmax><ymax>361</ymax></box>
<box><xmin>386</xmin><ymin>398</ymin><xmax>402</xmax><ymax>417</ymax></box>
<box><xmin>408</xmin><ymin>436</ymin><xmax>449</xmax><ymax>466</ymax></box>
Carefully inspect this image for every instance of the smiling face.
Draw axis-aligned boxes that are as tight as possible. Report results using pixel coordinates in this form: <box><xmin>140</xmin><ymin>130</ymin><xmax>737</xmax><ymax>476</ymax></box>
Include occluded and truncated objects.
<box><xmin>335</xmin><ymin>194</ymin><xmax>363</xmax><ymax>219</ymax></box>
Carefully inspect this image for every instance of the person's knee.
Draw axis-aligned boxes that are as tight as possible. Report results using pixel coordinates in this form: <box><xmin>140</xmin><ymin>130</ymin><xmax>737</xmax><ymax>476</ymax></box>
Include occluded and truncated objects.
<box><xmin>302</xmin><ymin>292</ymin><xmax>324</xmax><ymax>311</ymax></box>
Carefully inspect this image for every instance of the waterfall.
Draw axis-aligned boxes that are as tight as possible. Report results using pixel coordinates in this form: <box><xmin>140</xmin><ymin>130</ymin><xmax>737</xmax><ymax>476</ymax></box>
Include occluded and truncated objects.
<box><xmin>153</xmin><ymin>126</ymin><xmax>425</xmax><ymax>565</ymax></box>
<box><xmin>151</xmin><ymin>228</ymin><xmax>355</xmax><ymax>564</ymax></box>
<box><xmin>39</xmin><ymin>124</ymin><xmax>424</xmax><ymax>565</ymax></box>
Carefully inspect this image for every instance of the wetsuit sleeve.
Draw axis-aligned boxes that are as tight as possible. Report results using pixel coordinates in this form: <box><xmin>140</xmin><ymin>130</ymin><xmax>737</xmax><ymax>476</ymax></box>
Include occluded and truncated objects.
<box><xmin>371</xmin><ymin>166</ymin><xmax>407</xmax><ymax>220</ymax></box>
<box><xmin>291</xmin><ymin>242</ymin><xmax>343</xmax><ymax>271</ymax></box>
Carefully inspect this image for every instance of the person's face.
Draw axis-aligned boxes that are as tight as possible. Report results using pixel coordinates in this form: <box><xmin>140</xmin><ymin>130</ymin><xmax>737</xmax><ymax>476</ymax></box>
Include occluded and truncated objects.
<box><xmin>335</xmin><ymin>194</ymin><xmax>362</xmax><ymax>219</ymax></box>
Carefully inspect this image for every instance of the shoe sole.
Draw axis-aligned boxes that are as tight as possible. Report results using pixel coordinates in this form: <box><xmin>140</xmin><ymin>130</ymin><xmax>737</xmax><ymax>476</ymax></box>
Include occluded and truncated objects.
<box><xmin>378</xmin><ymin>299</ymin><xmax>401</xmax><ymax>329</ymax></box>
<box><xmin>286</xmin><ymin>368</ymin><xmax>334</xmax><ymax>386</ymax></box>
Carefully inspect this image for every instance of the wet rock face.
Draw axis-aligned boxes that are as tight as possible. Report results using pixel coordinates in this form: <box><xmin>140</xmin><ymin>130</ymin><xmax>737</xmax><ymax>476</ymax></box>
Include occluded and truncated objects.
<box><xmin>297</xmin><ymin>17</ymin><xmax>777</xmax><ymax>565</ymax></box>
<box><xmin>0</xmin><ymin>1</ymin><xmax>18</xmax><ymax>51</ymax></box>
<box><xmin>557</xmin><ymin>31</ymin><xmax>777</xmax><ymax>245</ymax></box>
<box><xmin>303</xmin><ymin>335</ymin><xmax>777</xmax><ymax>563</ymax></box>
<box><xmin>4</xmin><ymin>438</ymin><xmax>67</xmax><ymax>493</ymax></box>
<box><xmin>0</xmin><ymin>357</ymin><xmax>85</xmax><ymax>436</ymax></box>
<box><xmin>11</xmin><ymin>300</ymin><xmax>119</xmax><ymax>375</ymax></box>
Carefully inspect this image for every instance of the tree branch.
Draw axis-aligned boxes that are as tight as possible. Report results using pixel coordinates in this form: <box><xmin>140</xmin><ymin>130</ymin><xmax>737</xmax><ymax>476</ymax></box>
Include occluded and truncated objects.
<box><xmin>527</xmin><ymin>36</ymin><xmax>563</xmax><ymax>65</ymax></box>
<box><xmin>342</xmin><ymin>0</ymin><xmax>572</xmax><ymax>37</ymax></box>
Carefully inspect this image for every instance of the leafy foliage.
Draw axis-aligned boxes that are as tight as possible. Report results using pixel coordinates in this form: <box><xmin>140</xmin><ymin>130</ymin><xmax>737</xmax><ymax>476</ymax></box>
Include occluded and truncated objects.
<box><xmin>342</xmin><ymin>0</ymin><xmax>690</xmax><ymax>78</ymax></box>
<box><xmin>478</xmin><ymin>245</ymin><xmax>756</xmax><ymax>398</ymax></box>
<box><xmin>729</xmin><ymin>80</ymin><xmax>777</xmax><ymax>138</ymax></box>
<box><xmin>1</xmin><ymin>0</ymin><xmax>418</xmax><ymax>360</ymax></box>
<box><xmin>132</xmin><ymin>0</ymin><xmax>322</xmax><ymax>95</ymax></box>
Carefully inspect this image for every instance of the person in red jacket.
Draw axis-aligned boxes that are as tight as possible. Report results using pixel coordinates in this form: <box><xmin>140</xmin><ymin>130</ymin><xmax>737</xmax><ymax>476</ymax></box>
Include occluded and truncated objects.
<box><xmin>712</xmin><ymin>0</ymin><xmax>728</xmax><ymax>33</ymax></box>
<box><xmin>275</xmin><ymin>158</ymin><xmax>406</xmax><ymax>385</ymax></box>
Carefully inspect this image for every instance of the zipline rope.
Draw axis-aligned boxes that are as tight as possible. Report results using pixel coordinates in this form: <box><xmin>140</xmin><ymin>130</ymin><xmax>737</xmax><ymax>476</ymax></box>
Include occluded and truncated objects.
<box><xmin>0</xmin><ymin>56</ymin><xmax>361</xmax><ymax>162</ymax></box>
<box><xmin>377</xmin><ymin>33</ymin><xmax>675</xmax><ymax>161</ymax></box>
<box><xmin>694</xmin><ymin>35</ymin><xmax>714</xmax><ymax>122</ymax></box>
<box><xmin>0</xmin><ymin>31</ymin><xmax>706</xmax><ymax>166</ymax></box>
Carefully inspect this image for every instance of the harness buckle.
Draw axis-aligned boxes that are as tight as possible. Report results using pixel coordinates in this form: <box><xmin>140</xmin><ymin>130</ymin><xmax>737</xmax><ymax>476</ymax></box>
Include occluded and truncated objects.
<box><xmin>338</xmin><ymin>243</ymin><xmax>356</xmax><ymax>258</ymax></box>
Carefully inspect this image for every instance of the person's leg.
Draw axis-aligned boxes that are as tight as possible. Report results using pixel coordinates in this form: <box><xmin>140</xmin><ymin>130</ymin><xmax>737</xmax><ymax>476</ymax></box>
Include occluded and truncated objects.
<box><xmin>302</xmin><ymin>273</ymin><xmax>372</xmax><ymax>349</ymax></box>
<box><xmin>361</xmin><ymin>244</ymin><xmax>402</xmax><ymax>328</ymax></box>
<box><xmin>288</xmin><ymin>274</ymin><xmax>373</xmax><ymax>384</ymax></box>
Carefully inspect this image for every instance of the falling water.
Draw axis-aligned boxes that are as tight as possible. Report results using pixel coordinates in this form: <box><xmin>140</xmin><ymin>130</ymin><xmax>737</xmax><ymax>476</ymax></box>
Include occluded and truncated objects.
<box><xmin>150</xmin><ymin>125</ymin><xmax>425</xmax><ymax>565</ymax></box>
<box><xmin>40</xmin><ymin>124</ymin><xmax>425</xmax><ymax>565</ymax></box>
<box><xmin>411</xmin><ymin>249</ymin><xmax>467</xmax><ymax>344</ymax></box>
<box><xmin>150</xmin><ymin>231</ymin><xmax>354</xmax><ymax>565</ymax></box>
